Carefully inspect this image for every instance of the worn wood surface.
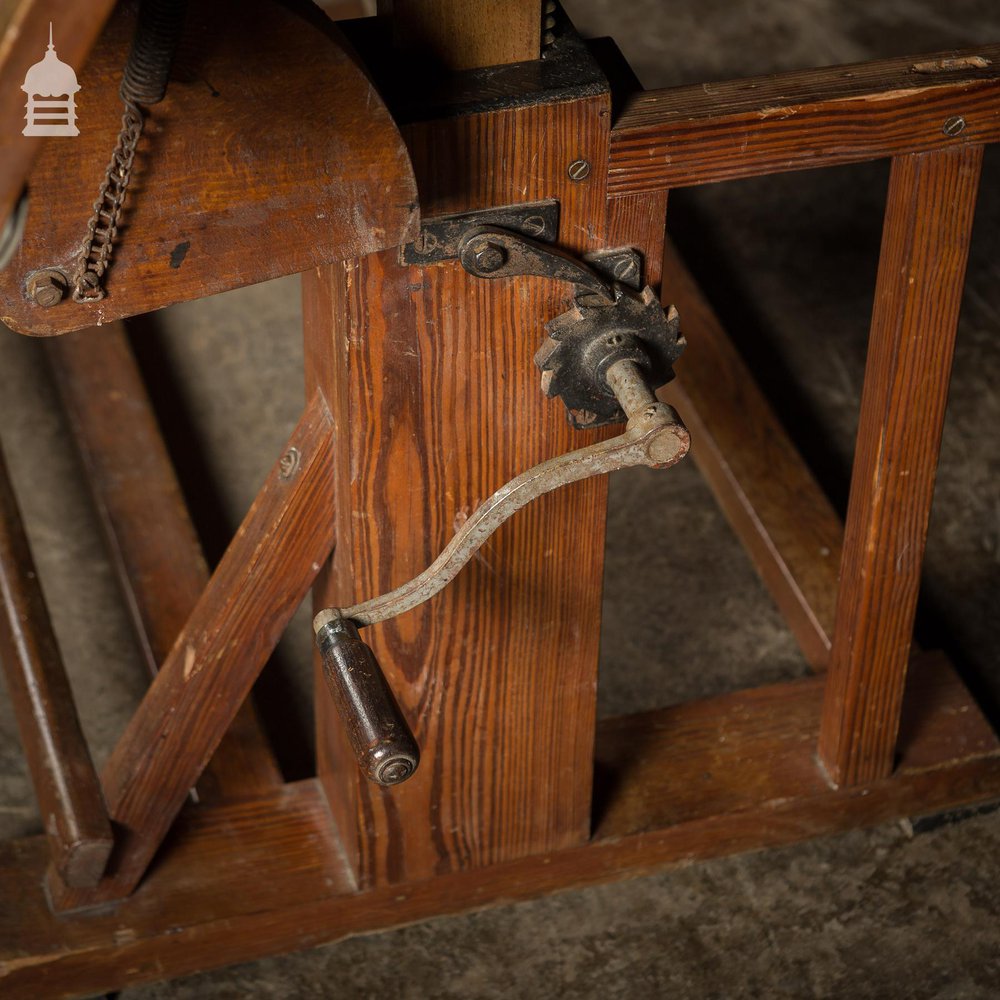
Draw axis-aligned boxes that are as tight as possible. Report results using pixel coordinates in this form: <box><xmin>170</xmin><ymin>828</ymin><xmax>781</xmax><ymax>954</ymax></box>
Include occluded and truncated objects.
<box><xmin>0</xmin><ymin>0</ymin><xmax>117</xmax><ymax>226</ymax></box>
<box><xmin>305</xmin><ymin>89</ymin><xmax>613</xmax><ymax>889</ymax></box>
<box><xmin>660</xmin><ymin>239</ymin><xmax>843</xmax><ymax>670</ymax></box>
<box><xmin>46</xmin><ymin>324</ymin><xmax>282</xmax><ymax>802</ymax></box>
<box><xmin>378</xmin><ymin>0</ymin><xmax>541</xmax><ymax>70</ymax></box>
<box><xmin>0</xmin><ymin>442</ymin><xmax>112</xmax><ymax>888</ymax></box>
<box><xmin>609</xmin><ymin>44</ymin><xmax>1000</xmax><ymax>194</ymax></box>
<box><xmin>2</xmin><ymin>654</ymin><xmax>998</xmax><ymax>998</ymax></box>
<box><xmin>48</xmin><ymin>392</ymin><xmax>337</xmax><ymax>909</ymax></box>
<box><xmin>818</xmin><ymin>145</ymin><xmax>983</xmax><ymax>787</ymax></box>
<box><xmin>0</xmin><ymin>0</ymin><xmax>418</xmax><ymax>337</ymax></box>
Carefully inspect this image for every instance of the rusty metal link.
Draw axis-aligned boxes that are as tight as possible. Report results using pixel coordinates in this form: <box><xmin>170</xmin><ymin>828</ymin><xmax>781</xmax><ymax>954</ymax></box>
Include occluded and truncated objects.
<box><xmin>71</xmin><ymin>0</ymin><xmax>186</xmax><ymax>302</ymax></box>
<box><xmin>71</xmin><ymin>102</ymin><xmax>144</xmax><ymax>302</ymax></box>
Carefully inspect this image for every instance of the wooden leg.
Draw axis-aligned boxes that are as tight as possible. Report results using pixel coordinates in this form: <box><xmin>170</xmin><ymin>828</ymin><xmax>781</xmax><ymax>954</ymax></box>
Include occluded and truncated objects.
<box><xmin>49</xmin><ymin>392</ymin><xmax>337</xmax><ymax>909</ymax></box>
<box><xmin>0</xmin><ymin>444</ymin><xmax>112</xmax><ymax>888</ymax></box>
<box><xmin>817</xmin><ymin>144</ymin><xmax>984</xmax><ymax>788</ymax></box>
<box><xmin>304</xmin><ymin>91</ymin><xmax>614</xmax><ymax>888</ymax></box>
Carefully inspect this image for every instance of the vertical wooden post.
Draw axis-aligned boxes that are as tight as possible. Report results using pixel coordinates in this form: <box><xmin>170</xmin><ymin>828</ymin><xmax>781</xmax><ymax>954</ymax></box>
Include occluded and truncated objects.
<box><xmin>376</xmin><ymin>0</ymin><xmax>541</xmax><ymax>70</ymax></box>
<box><xmin>305</xmin><ymin>37</ymin><xmax>614</xmax><ymax>884</ymax></box>
<box><xmin>817</xmin><ymin>144</ymin><xmax>983</xmax><ymax>787</ymax></box>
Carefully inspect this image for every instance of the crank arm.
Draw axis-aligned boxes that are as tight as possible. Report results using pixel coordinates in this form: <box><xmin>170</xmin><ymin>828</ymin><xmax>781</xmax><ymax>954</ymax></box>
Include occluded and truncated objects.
<box><xmin>314</xmin><ymin>359</ymin><xmax>689</xmax><ymax>787</ymax></box>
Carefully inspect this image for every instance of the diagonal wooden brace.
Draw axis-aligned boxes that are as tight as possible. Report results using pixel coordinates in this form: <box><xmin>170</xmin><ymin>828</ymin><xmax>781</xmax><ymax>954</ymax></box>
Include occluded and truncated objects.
<box><xmin>48</xmin><ymin>390</ymin><xmax>337</xmax><ymax>910</ymax></box>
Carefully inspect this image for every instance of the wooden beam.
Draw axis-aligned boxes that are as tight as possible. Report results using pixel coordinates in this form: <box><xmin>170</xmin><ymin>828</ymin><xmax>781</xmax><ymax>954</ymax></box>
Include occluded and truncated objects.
<box><xmin>609</xmin><ymin>45</ymin><xmax>1000</xmax><ymax>194</ymax></box>
<box><xmin>660</xmin><ymin>239</ymin><xmax>843</xmax><ymax>670</ymax></box>
<box><xmin>45</xmin><ymin>324</ymin><xmax>283</xmax><ymax>802</ymax></box>
<box><xmin>48</xmin><ymin>391</ymin><xmax>337</xmax><ymax>910</ymax></box>
<box><xmin>2</xmin><ymin>653</ymin><xmax>997</xmax><ymax>997</ymax></box>
<box><xmin>377</xmin><ymin>0</ymin><xmax>541</xmax><ymax>70</ymax></box>
<box><xmin>0</xmin><ymin>0</ymin><xmax>418</xmax><ymax>338</ymax></box>
<box><xmin>818</xmin><ymin>145</ymin><xmax>983</xmax><ymax>787</ymax></box>
<box><xmin>0</xmin><ymin>443</ymin><xmax>112</xmax><ymax>888</ymax></box>
<box><xmin>305</xmin><ymin>89</ymin><xmax>613</xmax><ymax>889</ymax></box>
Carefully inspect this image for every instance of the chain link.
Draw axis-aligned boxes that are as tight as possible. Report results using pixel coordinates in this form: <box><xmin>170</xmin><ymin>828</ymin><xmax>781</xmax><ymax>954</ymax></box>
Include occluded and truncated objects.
<box><xmin>71</xmin><ymin>100</ymin><xmax>145</xmax><ymax>302</ymax></box>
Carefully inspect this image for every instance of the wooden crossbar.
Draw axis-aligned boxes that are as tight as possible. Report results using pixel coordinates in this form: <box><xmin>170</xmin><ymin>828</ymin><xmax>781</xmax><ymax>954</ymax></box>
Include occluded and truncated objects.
<box><xmin>609</xmin><ymin>44</ymin><xmax>1000</xmax><ymax>193</ymax></box>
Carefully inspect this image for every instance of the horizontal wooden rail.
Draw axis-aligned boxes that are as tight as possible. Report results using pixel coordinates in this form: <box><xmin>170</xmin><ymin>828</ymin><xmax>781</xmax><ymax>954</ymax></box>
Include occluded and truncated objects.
<box><xmin>0</xmin><ymin>443</ymin><xmax>112</xmax><ymax>888</ymax></box>
<box><xmin>609</xmin><ymin>44</ymin><xmax>1000</xmax><ymax>193</ymax></box>
<box><xmin>46</xmin><ymin>324</ymin><xmax>283</xmax><ymax>803</ymax></box>
<box><xmin>2</xmin><ymin>653</ymin><xmax>997</xmax><ymax>997</ymax></box>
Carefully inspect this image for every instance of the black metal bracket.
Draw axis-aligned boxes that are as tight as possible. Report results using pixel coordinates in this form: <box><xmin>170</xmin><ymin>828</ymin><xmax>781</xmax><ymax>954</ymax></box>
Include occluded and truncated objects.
<box><xmin>400</xmin><ymin>201</ymin><xmax>560</xmax><ymax>266</ymax></box>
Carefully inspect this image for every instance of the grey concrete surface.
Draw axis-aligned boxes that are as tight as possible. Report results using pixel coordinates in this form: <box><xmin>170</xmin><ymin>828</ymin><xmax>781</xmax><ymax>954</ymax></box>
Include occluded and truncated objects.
<box><xmin>1</xmin><ymin>0</ymin><xmax>999</xmax><ymax>996</ymax></box>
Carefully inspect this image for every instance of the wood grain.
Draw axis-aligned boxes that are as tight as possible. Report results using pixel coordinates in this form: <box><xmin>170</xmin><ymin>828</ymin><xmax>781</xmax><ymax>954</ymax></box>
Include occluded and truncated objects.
<box><xmin>817</xmin><ymin>145</ymin><xmax>983</xmax><ymax>787</ymax></box>
<box><xmin>2</xmin><ymin>655</ymin><xmax>998</xmax><ymax>998</ymax></box>
<box><xmin>45</xmin><ymin>324</ymin><xmax>283</xmax><ymax>802</ymax></box>
<box><xmin>0</xmin><ymin>0</ymin><xmax>418</xmax><ymax>337</ymax></box>
<box><xmin>48</xmin><ymin>392</ymin><xmax>337</xmax><ymax>909</ymax></box>
<box><xmin>660</xmin><ymin>239</ymin><xmax>843</xmax><ymax>670</ymax></box>
<box><xmin>0</xmin><ymin>0</ymin><xmax>117</xmax><ymax>226</ymax></box>
<box><xmin>609</xmin><ymin>44</ymin><xmax>1000</xmax><ymax>194</ymax></box>
<box><xmin>305</xmin><ymin>90</ymin><xmax>614</xmax><ymax>888</ymax></box>
<box><xmin>0</xmin><ymin>442</ymin><xmax>112</xmax><ymax>888</ymax></box>
<box><xmin>377</xmin><ymin>0</ymin><xmax>541</xmax><ymax>70</ymax></box>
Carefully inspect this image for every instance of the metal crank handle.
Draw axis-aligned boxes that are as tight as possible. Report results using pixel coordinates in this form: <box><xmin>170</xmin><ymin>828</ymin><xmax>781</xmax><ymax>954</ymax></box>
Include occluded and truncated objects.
<box><xmin>313</xmin><ymin>359</ymin><xmax>690</xmax><ymax>787</ymax></box>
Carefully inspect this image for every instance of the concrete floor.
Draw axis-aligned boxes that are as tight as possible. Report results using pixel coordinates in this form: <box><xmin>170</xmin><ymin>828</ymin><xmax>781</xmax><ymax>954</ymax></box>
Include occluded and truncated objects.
<box><xmin>2</xmin><ymin>0</ymin><xmax>1000</xmax><ymax>996</ymax></box>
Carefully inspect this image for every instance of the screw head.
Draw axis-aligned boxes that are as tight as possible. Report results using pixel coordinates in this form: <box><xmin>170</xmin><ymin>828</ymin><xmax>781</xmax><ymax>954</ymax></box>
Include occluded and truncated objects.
<box><xmin>521</xmin><ymin>215</ymin><xmax>546</xmax><ymax>238</ymax></box>
<box><xmin>943</xmin><ymin>115</ymin><xmax>966</xmax><ymax>136</ymax></box>
<box><xmin>473</xmin><ymin>242</ymin><xmax>507</xmax><ymax>273</ymax></box>
<box><xmin>612</xmin><ymin>257</ymin><xmax>639</xmax><ymax>282</ymax></box>
<box><xmin>378</xmin><ymin>759</ymin><xmax>415</xmax><ymax>785</ymax></box>
<box><xmin>26</xmin><ymin>269</ymin><xmax>67</xmax><ymax>308</ymax></box>
<box><xmin>568</xmin><ymin>159</ymin><xmax>591</xmax><ymax>181</ymax></box>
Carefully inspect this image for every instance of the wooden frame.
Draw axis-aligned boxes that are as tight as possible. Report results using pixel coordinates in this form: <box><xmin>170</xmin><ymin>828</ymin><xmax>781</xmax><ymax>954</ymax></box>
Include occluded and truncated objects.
<box><xmin>2</xmin><ymin>7</ymin><xmax>1000</xmax><ymax>995</ymax></box>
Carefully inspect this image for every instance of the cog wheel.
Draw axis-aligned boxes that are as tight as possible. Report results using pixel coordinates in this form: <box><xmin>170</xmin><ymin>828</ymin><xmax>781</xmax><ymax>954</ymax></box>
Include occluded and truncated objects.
<box><xmin>534</xmin><ymin>285</ymin><xmax>684</xmax><ymax>429</ymax></box>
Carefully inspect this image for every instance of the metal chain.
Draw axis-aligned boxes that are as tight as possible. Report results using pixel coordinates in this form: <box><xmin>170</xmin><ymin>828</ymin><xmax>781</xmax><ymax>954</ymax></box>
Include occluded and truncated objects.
<box><xmin>71</xmin><ymin>100</ymin><xmax>145</xmax><ymax>302</ymax></box>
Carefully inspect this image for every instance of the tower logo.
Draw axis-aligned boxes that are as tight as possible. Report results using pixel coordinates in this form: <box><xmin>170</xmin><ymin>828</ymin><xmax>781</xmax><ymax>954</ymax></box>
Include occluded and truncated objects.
<box><xmin>22</xmin><ymin>24</ymin><xmax>80</xmax><ymax>137</ymax></box>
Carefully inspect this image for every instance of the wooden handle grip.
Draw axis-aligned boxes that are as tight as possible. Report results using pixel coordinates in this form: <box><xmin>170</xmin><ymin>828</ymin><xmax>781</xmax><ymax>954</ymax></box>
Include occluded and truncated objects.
<box><xmin>316</xmin><ymin>618</ymin><xmax>420</xmax><ymax>786</ymax></box>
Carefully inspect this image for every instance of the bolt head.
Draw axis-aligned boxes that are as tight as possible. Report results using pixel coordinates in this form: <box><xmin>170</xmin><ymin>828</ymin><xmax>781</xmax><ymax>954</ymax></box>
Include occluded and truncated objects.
<box><xmin>26</xmin><ymin>269</ymin><xmax>67</xmax><ymax>308</ymax></box>
<box><xmin>473</xmin><ymin>243</ymin><xmax>507</xmax><ymax>273</ymax></box>
<box><xmin>943</xmin><ymin>115</ymin><xmax>966</xmax><ymax>136</ymax></box>
<box><xmin>568</xmin><ymin>159</ymin><xmax>591</xmax><ymax>181</ymax></box>
<box><xmin>613</xmin><ymin>257</ymin><xmax>639</xmax><ymax>281</ymax></box>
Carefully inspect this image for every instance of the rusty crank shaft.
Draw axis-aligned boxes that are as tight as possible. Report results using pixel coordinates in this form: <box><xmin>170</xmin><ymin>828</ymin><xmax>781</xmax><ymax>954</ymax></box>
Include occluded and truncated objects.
<box><xmin>314</xmin><ymin>358</ymin><xmax>689</xmax><ymax>786</ymax></box>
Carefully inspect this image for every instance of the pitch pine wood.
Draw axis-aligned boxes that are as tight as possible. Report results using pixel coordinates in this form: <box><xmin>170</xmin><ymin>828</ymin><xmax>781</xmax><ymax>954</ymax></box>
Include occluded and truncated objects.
<box><xmin>0</xmin><ymin>0</ymin><xmax>417</xmax><ymax>337</ymax></box>
<box><xmin>660</xmin><ymin>240</ymin><xmax>843</xmax><ymax>670</ymax></box>
<box><xmin>2</xmin><ymin>656</ymin><xmax>998</xmax><ymax>997</ymax></box>
<box><xmin>305</xmin><ymin>92</ymin><xmax>613</xmax><ymax>889</ymax></box>
<box><xmin>0</xmin><ymin>444</ymin><xmax>112</xmax><ymax>888</ymax></box>
<box><xmin>46</xmin><ymin>325</ymin><xmax>283</xmax><ymax>801</ymax></box>
<box><xmin>817</xmin><ymin>145</ymin><xmax>984</xmax><ymax>787</ymax></box>
<box><xmin>609</xmin><ymin>44</ymin><xmax>1000</xmax><ymax>194</ymax></box>
<box><xmin>48</xmin><ymin>392</ymin><xmax>337</xmax><ymax>910</ymax></box>
<box><xmin>377</xmin><ymin>0</ymin><xmax>541</xmax><ymax>70</ymax></box>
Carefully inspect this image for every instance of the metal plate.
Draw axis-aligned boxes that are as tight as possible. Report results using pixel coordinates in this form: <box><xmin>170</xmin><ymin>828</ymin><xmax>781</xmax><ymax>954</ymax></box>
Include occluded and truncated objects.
<box><xmin>400</xmin><ymin>200</ymin><xmax>559</xmax><ymax>266</ymax></box>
